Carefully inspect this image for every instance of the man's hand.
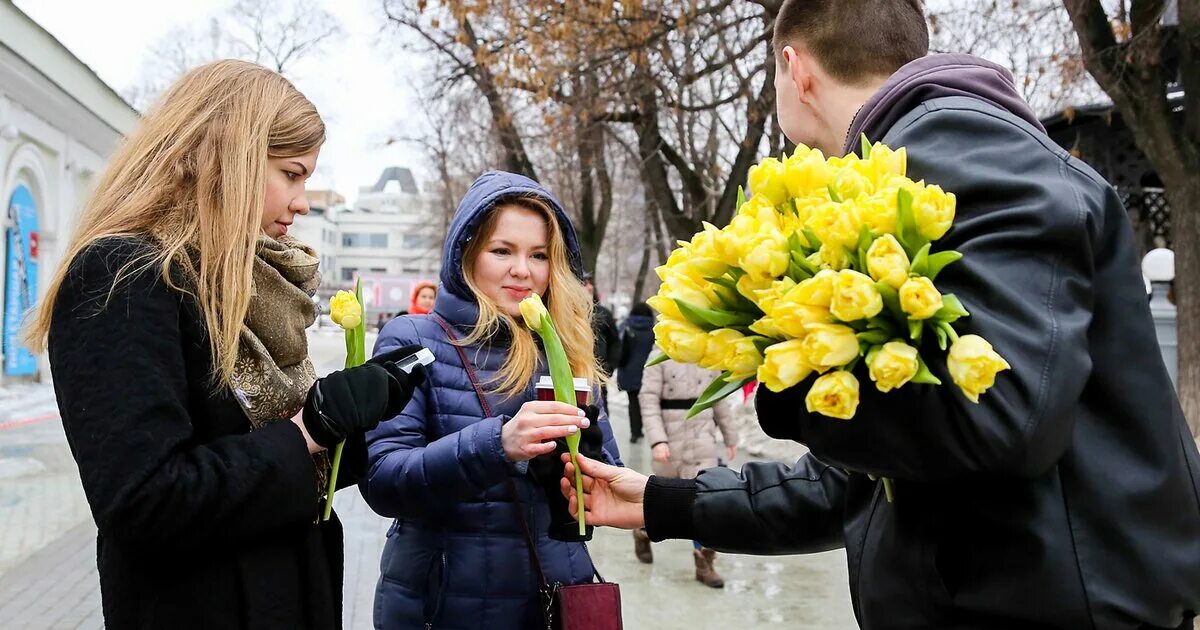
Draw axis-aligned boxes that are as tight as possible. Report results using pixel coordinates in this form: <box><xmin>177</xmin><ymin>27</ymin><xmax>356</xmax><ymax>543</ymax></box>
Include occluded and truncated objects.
<box><xmin>560</xmin><ymin>453</ymin><xmax>648</xmax><ymax>530</ymax></box>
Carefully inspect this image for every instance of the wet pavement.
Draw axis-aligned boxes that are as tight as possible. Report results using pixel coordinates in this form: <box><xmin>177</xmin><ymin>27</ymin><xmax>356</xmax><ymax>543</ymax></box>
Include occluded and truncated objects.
<box><xmin>0</xmin><ymin>328</ymin><xmax>859</xmax><ymax>628</ymax></box>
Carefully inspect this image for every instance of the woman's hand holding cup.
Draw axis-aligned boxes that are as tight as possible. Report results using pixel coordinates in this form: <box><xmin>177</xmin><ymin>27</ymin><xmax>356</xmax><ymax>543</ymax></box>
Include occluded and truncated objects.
<box><xmin>502</xmin><ymin>400</ymin><xmax>589</xmax><ymax>461</ymax></box>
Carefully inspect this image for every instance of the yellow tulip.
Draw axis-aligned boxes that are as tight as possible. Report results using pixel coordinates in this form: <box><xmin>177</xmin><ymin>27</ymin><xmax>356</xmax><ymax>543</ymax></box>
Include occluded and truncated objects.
<box><xmin>805</xmin><ymin>371</ymin><xmax>860</xmax><ymax>420</ymax></box>
<box><xmin>829</xmin><ymin>167</ymin><xmax>871</xmax><ymax>202</ymax></box>
<box><xmin>757</xmin><ymin>339</ymin><xmax>814</xmax><ymax>392</ymax></box>
<box><xmin>646</xmin><ymin>295</ymin><xmax>683</xmax><ymax>322</ymax></box>
<box><xmin>947</xmin><ymin>334</ymin><xmax>1011</xmax><ymax>403</ymax></box>
<box><xmin>912</xmin><ymin>184</ymin><xmax>956</xmax><ymax>241</ymax></box>
<box><xmin>518</xmin><ymin>294</ymin><xmax>549</xmax><ymax>330</ymax></box>
<box><xmin>787</xmin><ymin>269</ymin><xmax>837</xmax><ymax>308</ymax></box>
<box><xmin>736</xmin><ymin>274</ymin><xmax>780</xmax><ymax>307</ymax></box>
<box><xmin>806</xmin><ymin>202</ymin><xmax>862</xmax><ymax>249</ymax></box>
<box><xmin>866</xmin><ymin>234</ymin><xmax>911</xmax><ymax>289</ymax></box>
<box><xmin>771</xmin><ymin>304</ymin><xmax>835</xmax><ymax>339</ymax></box>
<box><xmin>702</xmin><ymin>329</ymin><xmax>744</xmax><ymax>371</ymax></box>
<box><xmin>859</xmin><ymin>192</ymin><xmax>899</xmax><ymax>235</ymax></box>
<box><xmin>868</xmin><ymin>341</ymin><xmax>919</xmax><ymax>393</ymax></box>
<box><xmin>725</xmin><ymin>336</ymin><xmax>764</xmax><ymax>379</ymax></box>
<box><xmin>854</xmin><ymin>144</ymin><xmax>908</xmax><ymax>184</ymax></box>
<box><xmin>800</xmin><ymin>323</ymin><xmax>860</xmax><ymax>369</ymax></box>
<box><xmin>654</xmin><ymin>319</ymin><xmax>709</xmax><ymax>364</ymax></box>
<box><xmin>783</xmin><ymin>147</ymin><xmax>831</xmax><ymax>198</ymax></box>
<box><xmin>899</xmin><ymin>276</ymin><xmax>943</xmax><ymax>320</ymax></box>
<box><xmin>809</xmin><ymin>244</ymin><xmax>851</xmax><ymax>271</ymax></box>
<box><xmin>748</xmin><ymin>157</ymin><xmax>789</xmax><ymax>207</ymax></box>
<box><xmin>739</xmin><ymin>231</ymin><xmax>790</xmax><ymax>279</ymax></box>
<box><xmin>830</xmin><ymin>269</ymin><xmax>884</xmax><ymax>322</ymax></box>
<box><xmin>749</xmin><ymin>316</ymin><xmax>788</xmax><ymax>340</ymax></box>
<box><xmin>329</xmin><ymin>290</ymin><xmax>363</xmax><ymax>330</ymax></box>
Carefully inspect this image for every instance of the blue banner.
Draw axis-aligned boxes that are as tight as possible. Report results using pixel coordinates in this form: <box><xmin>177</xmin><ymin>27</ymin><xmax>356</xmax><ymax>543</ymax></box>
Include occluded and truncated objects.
<box><xmin>4</xmin><ymin>185</ymin><xmax>39</xmax><ymax>376</ymax></box>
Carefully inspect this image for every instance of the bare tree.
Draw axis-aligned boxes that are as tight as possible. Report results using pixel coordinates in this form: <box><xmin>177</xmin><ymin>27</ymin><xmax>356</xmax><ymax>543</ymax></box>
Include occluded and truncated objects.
<box><xmin>225</xmin><ymin>0</ymin><xmax>343</xmax><ymax>74</ymax></box>
<box><xmin>124</xmin><ymin>0</ymin><xmax>343</xmax><ymax>110</ymax></box>
<box><xmin>927</xmin><ymin>0</ymin><xmax>1106</xmax><ymax>114</ymax></box>
<box><xmin>1063</xmin><ymin>0</ymin><xmax>1199</xmax><ymax>433</ymax></box>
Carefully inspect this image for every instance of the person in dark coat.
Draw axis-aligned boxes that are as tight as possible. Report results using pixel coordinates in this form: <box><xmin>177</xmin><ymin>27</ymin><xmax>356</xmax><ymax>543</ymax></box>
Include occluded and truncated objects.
<box><xmin>362</xmin><ymin>172</ymin><xmax>623</xmax><ymax>629</ymax></box>
<box><xmin>27</xmin><ymin>60</ymin><xmax>424</xmax><ymax>630</ymax></box>
<box><xmin>615</xmin><ymin>302</ymin><xmax>655</xmax><ymax>442</ymax></box>
<box><xmin>560</xmin><ymin>2</ymin><xmax>1200</xmax><ymax>629</ymax></box>
<box><xmin>582</xmin><ymin>272</ymin><xmax>620</xmax><ymax>410</ymax></box>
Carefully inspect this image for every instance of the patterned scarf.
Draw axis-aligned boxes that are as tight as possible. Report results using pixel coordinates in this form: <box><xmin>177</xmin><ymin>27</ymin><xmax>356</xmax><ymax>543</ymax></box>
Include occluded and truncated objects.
<box><xmin>230</xmin><ymin>234</ymin><xmax>328</xmax><ymax>488</ymax></box>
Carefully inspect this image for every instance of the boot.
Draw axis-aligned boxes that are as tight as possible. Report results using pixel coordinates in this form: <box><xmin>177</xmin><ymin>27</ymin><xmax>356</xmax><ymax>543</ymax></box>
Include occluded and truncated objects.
<box><xmin>633</xmin><ymin>528</ymin><xmax>653</xmax><ymax>564</ymax></box>
<box><xmin>693</xmin><ymin>548</ymin><xmax>725</xmax><ymax>588</ymax></box>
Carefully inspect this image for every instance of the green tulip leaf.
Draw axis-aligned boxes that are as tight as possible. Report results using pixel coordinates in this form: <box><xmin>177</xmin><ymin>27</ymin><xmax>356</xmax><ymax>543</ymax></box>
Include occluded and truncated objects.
<box><xmin>925</xmin><ymin>250</ymin><xmax>964</xmax><ymax>280</ymax></box>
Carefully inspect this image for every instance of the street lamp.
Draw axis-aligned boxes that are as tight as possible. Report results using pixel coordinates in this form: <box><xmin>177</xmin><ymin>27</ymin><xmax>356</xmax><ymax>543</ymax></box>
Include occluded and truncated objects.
<box><xmin>1142</xmin><ymin>248</ymin><xmax>1177</xmax><ymax>388</ymax></box>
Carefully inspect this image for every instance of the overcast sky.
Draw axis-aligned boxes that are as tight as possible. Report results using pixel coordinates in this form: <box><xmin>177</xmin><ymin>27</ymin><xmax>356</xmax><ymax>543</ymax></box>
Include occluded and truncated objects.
<box><xmin>15</xmin><ymin>0</ymin><xmax>432</xmax><ymax>205</ymax></box>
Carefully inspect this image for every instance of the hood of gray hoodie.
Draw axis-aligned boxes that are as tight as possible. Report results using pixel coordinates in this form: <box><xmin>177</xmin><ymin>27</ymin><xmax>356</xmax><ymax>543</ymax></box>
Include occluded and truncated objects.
<box><xmin>842</xmin><ymin>53</ymin><xmax>1044</xmax><ymax>156</ymax></box>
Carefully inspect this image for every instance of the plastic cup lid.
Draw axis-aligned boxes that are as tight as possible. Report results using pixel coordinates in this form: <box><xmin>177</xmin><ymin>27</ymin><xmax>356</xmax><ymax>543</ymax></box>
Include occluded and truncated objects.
<box><xmin>536</xmin><ymin>375</ymin><xmax>589</xmax><ymax>390</ymax></box>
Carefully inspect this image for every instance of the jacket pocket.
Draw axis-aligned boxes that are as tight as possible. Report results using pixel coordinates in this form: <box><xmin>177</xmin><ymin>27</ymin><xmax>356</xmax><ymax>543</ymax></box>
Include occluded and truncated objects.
<box><xmin>423</xmin><ymin>551</ymin><xmax>448</xmax><ymax>628</ymax></box>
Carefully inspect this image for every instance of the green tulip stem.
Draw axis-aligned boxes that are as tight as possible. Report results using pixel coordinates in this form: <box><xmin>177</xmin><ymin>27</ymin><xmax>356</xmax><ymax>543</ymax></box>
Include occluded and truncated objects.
<box><xmin>322</xmin><ymin>279</ymin><xmax>364</xmax><ymax>522</ymax></box>
<box><xmin>535</xmin><ymin>313</ymin><xmax>586</xmax><ymax>535</ymax></box>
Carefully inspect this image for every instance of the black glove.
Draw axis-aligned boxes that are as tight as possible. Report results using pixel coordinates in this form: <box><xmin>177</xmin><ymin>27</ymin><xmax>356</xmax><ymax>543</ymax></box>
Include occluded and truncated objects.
<box><xmin>529</xmin><ymin>405</ymin><xmax>605</xmax><ymax>542</ymax></box>
<box><xmin>302</xmin><ymin>345</ymin><xmax>428</xmax><ymax>449</ymax></box>
<box><xmin>754</xmin><ymin>383</ymin><xmax>807</xmax><ymax>443</ymax></box>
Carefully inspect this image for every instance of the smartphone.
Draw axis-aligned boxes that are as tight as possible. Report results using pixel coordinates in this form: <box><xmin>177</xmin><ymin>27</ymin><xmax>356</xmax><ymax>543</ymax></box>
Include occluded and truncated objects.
<box><xmin>393</xmin><ymin>347</ymin><xmax>436</xmax><ymax>374</ymax></box>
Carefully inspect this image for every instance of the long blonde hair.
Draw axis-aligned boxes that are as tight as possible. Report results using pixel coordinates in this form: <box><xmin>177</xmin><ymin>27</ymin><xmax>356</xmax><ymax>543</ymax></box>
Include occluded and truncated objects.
<box><xmin>460</xmin><ymin>196</ymin><xmax>605</xmax><ymax>398</ymax></box>
<box><xmin>26</xmin><ymin>60</ymin><xmax>325</xmax><ymax>386</ymax></box>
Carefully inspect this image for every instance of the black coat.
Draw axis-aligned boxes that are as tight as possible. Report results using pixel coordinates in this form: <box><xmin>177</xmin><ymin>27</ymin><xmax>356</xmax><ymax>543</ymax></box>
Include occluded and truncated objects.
<box><xmin>643</xmin><ymin>98</ymin><xmax>1200</xmax><ymax>628</ymax></box>
<box><xmin>592</xmin><ymin>302</ymin><xmax>620</xmax><ymax>377</ymax></box>
<box><xmin>615</xmin><ymin>314</ymin><xmax>655</xmax><ymax>392</ymax></box>
<box><xmin>48</xmin><ymin>238</ymin><xmax>355</xmax><ymax>629</ymax></box>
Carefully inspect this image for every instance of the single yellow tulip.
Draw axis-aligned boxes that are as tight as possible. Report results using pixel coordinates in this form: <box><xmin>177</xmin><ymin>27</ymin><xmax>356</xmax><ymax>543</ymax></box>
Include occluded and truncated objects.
<box><xmin>866</xmin><ymin>234</ymin><xmax>911</xmax><ymax>289</ymax></box>
<box><xmin>805</xmin><ymin>371</ymin><xmax>860</xmax><ymax>420</ymax></box>
<box><xmin>830</xmin><ymin>269</ymin><xmax>884</xmax><ymax>322</ymax></box>
<box><xmin>899</xmin><ymin>276</ymin><xmax>943</xmax><ymax>320</ymax></box>
<box><xmin>868</xmin><ymin>341</ymin><xmax>920</xmax><ymax>393</ymax></box>
<box><xmin>757</xmin><ymin>339</ymin><xmax>814</xmax><ymax>392</ymax></box>
<box><xmin>653</xmin><ymin>319</ymin><xmax>709</xmax><ymax>364</ymax></box>
<box><xmin>800</xmin><ymin>323</ymin><xmax>860</xmax><ymax>369</ymax></box>
<box><xmin>329</xmin><ymin>290</ymin><xmax>363</xmax><ymax>330</ymax></box>
<box><xmin>947</xmin><ymin>334</ymin><xmax>1010</xmax><ymax>403</ymax></box>
<box><xmin>518</xmin><ymin>294</ymin><xmax>549</xmax><ymax>330</ymax></box>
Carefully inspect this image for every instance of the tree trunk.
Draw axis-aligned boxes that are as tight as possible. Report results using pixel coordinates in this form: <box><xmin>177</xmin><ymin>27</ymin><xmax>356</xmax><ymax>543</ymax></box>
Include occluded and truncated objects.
<box><xmin>632</xmin><ymin>225</ymin><xmax>654</xmax><ymax>303</ymax></box>
<box><xmin>1064</xmin><ymin>0</ymin><xmax>1199</xmax><ymax>432</ymax></box>
<box><xmin>1167</xmin><ymin>180</ymin><xmax>1200</xmax><ymax>437</ymax></box>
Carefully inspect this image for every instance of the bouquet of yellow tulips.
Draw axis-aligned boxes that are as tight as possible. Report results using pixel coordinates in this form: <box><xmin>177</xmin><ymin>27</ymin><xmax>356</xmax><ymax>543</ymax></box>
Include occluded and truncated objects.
<box><xmin>649</xmin><ymin>137</ymin><xmax>1010</xmax><ymax>426</ymax></box>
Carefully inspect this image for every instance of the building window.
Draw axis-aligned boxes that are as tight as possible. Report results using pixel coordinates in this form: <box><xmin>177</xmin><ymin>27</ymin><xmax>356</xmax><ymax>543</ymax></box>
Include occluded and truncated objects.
<box><xmin>402</xmin><ymin>234</ymin><xmax>433</xmax><ymax>249</ymax></box>
<box><xmin>341</xmin><ymin>267</ymin><xmax>358</xmax><ymax>281</ymax></box>
<box><xmin>343</xmin><ymin>232</ymin><xmax>389</xmax><ymax>248</ymax></box>
<box><xmin>369</xmin><ymin>267</ymin><xmax>387</xmax><ymax>274</ymax></box>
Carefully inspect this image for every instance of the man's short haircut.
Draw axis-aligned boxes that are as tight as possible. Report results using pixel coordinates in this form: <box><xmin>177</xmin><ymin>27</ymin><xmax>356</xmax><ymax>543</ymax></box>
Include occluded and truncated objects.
<box><xmin>774</xmin><ymin>0</ymin><xmax>929</xmax><ymax>85</ymax></box>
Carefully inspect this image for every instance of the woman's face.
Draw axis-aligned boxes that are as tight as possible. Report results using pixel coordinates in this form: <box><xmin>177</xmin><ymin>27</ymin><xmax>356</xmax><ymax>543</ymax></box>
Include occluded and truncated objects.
<box><xmin>262</xmin><ymin>149</ymin><xmax>319</xmax><ymax>239</ymax></box>
<box><xmin>471</xmin><ymin>204</ymin><xmax>551</xmax><ymax>318</ymax></box>
<box><xmin>416</xmin><ymin>286</ymin><xmax>436</xmax><ymax>311</ymax></box>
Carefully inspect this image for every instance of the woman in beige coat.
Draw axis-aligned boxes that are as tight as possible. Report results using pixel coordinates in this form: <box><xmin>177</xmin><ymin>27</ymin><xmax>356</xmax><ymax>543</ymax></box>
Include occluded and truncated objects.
<box><xmin>634</xmin><ymin>360</ymin><xmax>739</xmax><ymax>588</ymax></box>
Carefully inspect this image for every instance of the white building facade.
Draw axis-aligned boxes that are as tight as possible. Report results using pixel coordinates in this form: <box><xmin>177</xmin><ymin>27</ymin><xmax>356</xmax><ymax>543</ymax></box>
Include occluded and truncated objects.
<box><xmin>0</xmin><ymin>2</ymin><xmax>138</xmax><ymax>381</ymax></box>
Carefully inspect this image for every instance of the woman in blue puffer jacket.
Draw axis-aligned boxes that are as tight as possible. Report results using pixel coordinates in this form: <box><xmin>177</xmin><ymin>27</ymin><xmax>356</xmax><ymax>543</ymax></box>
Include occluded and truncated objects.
<box><xmin>362</xmin><ymin>171</ymin><xmax>622</xmax><ymax>629</ymax></box>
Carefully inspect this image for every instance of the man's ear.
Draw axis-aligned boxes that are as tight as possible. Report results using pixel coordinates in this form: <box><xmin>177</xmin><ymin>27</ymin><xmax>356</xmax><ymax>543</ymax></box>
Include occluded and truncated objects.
<box><xmin>782</xmin><ymin>45</ymin><xmax>814</xmax><ymax>105</ymax></box>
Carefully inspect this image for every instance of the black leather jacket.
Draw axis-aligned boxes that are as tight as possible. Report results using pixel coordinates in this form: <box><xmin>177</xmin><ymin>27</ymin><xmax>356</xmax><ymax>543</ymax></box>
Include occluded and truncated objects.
<box><xmin>645</xmin><ymin>96</ymin><xmax>1200</xmax><ymax>629</ymax></box>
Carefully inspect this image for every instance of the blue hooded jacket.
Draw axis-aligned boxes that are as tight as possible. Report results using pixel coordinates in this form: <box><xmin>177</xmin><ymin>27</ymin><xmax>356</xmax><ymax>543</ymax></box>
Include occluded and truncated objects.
<box><xmin>362</xmin><ymin>171</ymin><xmax>621</xmax><ymax>629</ymax></box>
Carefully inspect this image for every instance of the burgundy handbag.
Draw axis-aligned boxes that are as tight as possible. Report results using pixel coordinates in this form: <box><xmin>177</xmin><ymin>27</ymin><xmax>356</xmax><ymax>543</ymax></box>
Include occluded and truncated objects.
<box><xmin>431</xmin><ymin>315</ymin><xmax>623</xmax><ymax>630</ymax></box>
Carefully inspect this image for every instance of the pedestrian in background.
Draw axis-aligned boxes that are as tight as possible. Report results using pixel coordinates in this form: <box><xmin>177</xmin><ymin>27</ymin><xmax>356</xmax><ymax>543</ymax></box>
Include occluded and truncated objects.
<box><xmin>408</xmin><ymin>280</ymin><xmax>436</xmax><ymax>315</ymax></box>
<box><xmin>615</xmin><ymin>302</ymin><xmax>655</xmax><ymax>443</ymax></box>
<box><xmin>634</xmin><ymin>360</ymin><xmax>738</xmax><ymax>588</ymax></box>
<box><xmin>582</xmin><ymin>271</ymin><xmax>620</xmax><ymax>409</ymax></box>
<box><xmin>26</xmin><ymin>60</ymin><xmax>423</xmax><ymax>629</ymax></box>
